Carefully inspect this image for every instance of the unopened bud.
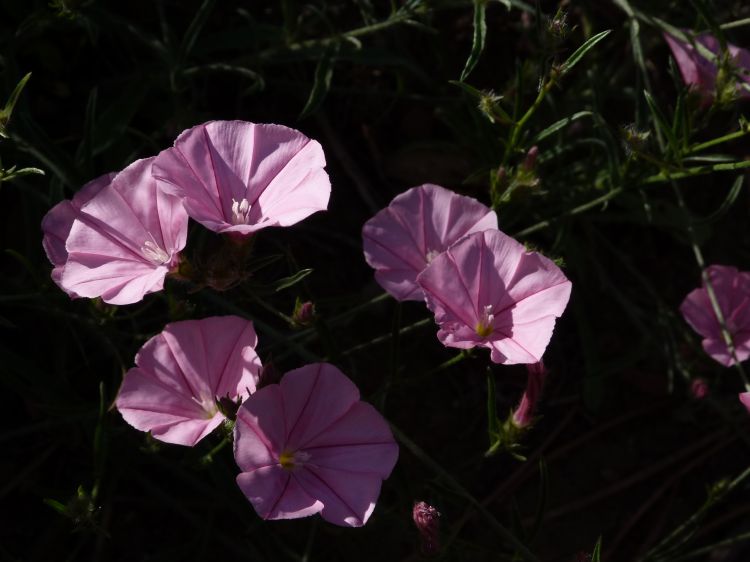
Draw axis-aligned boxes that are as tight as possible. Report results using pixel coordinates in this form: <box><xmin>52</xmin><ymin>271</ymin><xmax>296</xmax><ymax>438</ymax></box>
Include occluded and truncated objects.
<box><xmin>511</xmin><ymin>361</ymin><xmax>547</xmax><ymax>429</ymax></box>
<box><xmin>740</xmin><ymin>391</ymin><xmax>750</xmax><ymax>414</ymax></box>
<box><xmin>413</xmin><ymin>501</ymin><xmax>441</xmax><ymax>556</ymax></box>
<box><xmin>690</xmin><ymin>378</ymin><xmax>709</xmax><ymax>399</ymax></box>
<box><xmin>521</xmin><ymin>146</ymin><xmax>539</xmax><ymax>172</ymax></box>
<box><xmin>291</xmin><ymin>299</ymin><xmax>316</xmax><ymax>328</ymax></box>
<box><xmin>216</xmin><ymin>394</ymin><xmax>241</xmax><ymax>421</ymax></box>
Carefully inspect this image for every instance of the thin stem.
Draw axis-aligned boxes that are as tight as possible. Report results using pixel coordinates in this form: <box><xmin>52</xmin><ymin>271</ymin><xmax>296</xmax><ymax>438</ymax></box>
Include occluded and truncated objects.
<box><xmin>201</xmin><ymin>434</ymin><xmax>231</xmax><ymax>464</ymax></box>
<box><xmin>339</xmin><ymin>317</ymin><xmax>431</xmax><ymax>357</ymax></box>
<box><xmin>687</xmin><ymin>128</ymin><xmax>750</xmax><ymax>154</ymax></box>
<box><xmin>720</xmin><ymin>17</ymin><xmax>750</xmax><ymax>30</ymax></box>
<box><xmin>391</xmin><ymin>424</ymin><xmax>541</xmax><ymax>562</ymax></box>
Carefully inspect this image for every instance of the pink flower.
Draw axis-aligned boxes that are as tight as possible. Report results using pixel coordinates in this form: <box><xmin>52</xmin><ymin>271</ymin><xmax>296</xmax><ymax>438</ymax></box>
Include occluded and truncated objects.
<box><xmin>740</xmin><ymin>392</ymin><xmax>750</xmax><ymax>414</ymax></box>
<box><xmin>690</xmin><ymin>378</ymin><xmax>709</xmax><ymax>399</ymax></box>
<box><xmin>115</xmin><ymin>316</ymin><xmax>261</xmax><ymax>446</ymax></box>
<box><xmin>57</xmin><ymin>157</ymin><xmax>188</xmax><ymax>305</ymax></box>
<box><xmin>417</xmin><ymin>230</ymin><xmax>571</xmax><ymax>364</ymax></box>
<box><xmin>512</xmin><ymin>361</ymin><xmax>547</xmax><ymax>428</ymax></box>
<box><xmin>41</xmin><ymin>172</ymin><xmax>117</xmax><ymax>296</ymax></box>
<box><xmin>152</xmin><ymin>121</ymin><xmax>331</xmax><ymax>237</ymax></box>
<box><xmin>664</xmin><ymin>31</ymin><xmax>750</xmax><ymax>101</ymax></box>
<box><xmin>679</xmin><ymin>265</ymin><xmax>750</xmax><ymax>367</ymax></box>
<box><xmin>362</xmin><ymin>184</ymin><xmax>497</xmax><ymax>301</ymax></box>
<box><xmin>233</xmin><ymin>362</ymin><xmax>398</xmax><ymax>526</ymax></box>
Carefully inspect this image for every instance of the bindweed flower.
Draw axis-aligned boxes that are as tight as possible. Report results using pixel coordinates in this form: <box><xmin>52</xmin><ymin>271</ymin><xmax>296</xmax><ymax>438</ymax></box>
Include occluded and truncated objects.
<box><xmin>41</xmin><ymin>172</ymin><xmax>116</xmax><ymax>296</ymax></box>
<box><xmin>115</xmin><ymin>316</ymin><xmax>262</xmax><ymax>446</ymax></box>
<box><xmin>740</xmin><ymin>392</ymin><xmax>750</xmax><ymax>414</ymax></box>
<box><xmin>679</xmin><ymin>265</ymin><xmax>750</xmax><ymax>367</ymax></box>
<box><xmin>362</xmin><ymin>184</ymin><xmax>497</xmax><ymax>301</ymax></box>
<box><xmin>153</xmin><ymin>120</ymin><xmax>331</xmax><ymax>238</ymax></box>
<box><xmin>512</xmin><ymin>361</ymin><xmax>547</xmax><ymax>428</ymax></box>
<box><xmin>412</xmin><ymin>501</ymin><xmax>441</xmax><ymax>555</ymax></box>
<box><xmin>53</xmin><ymin>157</ymin><xmax>188</xmax><ymax>305</ymax></box>
<box><xmin>233</xmin><ymin>362</ymin><xmax>398</xmax><ymax>526</ymax></box>
<box><xmin>664</xmin><ymin>31</ymin><xmax>750</xmax><ymax>103</ymax></box>
<box><xmin>417</xmin><ymin>230</ymin><xmax>571</xmax><ymax>364</ymax></box>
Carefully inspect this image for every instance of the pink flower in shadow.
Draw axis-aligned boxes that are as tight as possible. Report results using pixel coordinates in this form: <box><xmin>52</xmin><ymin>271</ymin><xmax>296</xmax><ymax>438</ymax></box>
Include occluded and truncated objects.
<box><xmin>58</xmin><ymin>157</ymin><xmax>188</xmax><ymax>305</ymax></box>
<box><xmin>233</xmin><ymin>362</ymin><xmax>398</xmax><ymax>526</ymax></box>
<box><xmin>680</xmin><ymin>265</ymin><xmax>750</xmax><ymax>367</ymax></box>
<box><xmin>153</xmin><ymin>121</ymin><xmax>331</xmax><ymax>237</ymax></box>
<box><xmin>41</xmin><ymin>172</ymin><xmax>117</xmax><ymax>296</ymax></box>
<box><xmin>664</xmin><ymin>31</ymin><xmax>750</xmax><ymax>101</ymax></box>
<box><xmin>362</xmin><ymin>184</ymin><xmax>497</xmax><ymax>301</ymax></box>
<box><xmin>115</xmin><ymin>316</ymin><xmax>261</xmax><ymax>446</ymax></box>
<box><xmin>417</xmin><ymin>230</ymin><xmax>571</xmax><ymax>364</ymax></box>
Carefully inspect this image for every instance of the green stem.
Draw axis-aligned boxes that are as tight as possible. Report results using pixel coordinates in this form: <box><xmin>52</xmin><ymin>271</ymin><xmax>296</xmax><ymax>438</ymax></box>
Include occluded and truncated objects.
<box><xmin>390</xmin><ymin>424</ymin><xmax>541</xmax><ymax>562</ymax></box>
<box><xmin>687</xmin><ymin>128</ymin><xmax>750</xmax><ymax>154</ymax></box>
<box><xmin>668</xmin><ymin>530</ymin><xmax>750</xmax><ymax>561</ymax></box>
<box><xmin>503</xmin><ymin>81</ymin><xmax>554</xmax><ymax>167</ymax></box>
<box><xmin>339</xmin><ymin>317</ymin><xmax>431</xmax><ymax>357</ymax></box>
<box><xmin>201</xmin><ymin>435</ymin><xmax>231</xmax><ymax>464</ymax></box>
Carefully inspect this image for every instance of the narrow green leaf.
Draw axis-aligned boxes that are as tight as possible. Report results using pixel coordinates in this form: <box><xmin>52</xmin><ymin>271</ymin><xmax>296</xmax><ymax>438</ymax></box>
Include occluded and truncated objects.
<box><xmin>560</xmin><ymin>30</ymin><xmax>611</xmax><ymax>75</ymax></box>
<box><xmin>299</xmin><ymin>42</ymin><xmax>339</xmax><ymax>119</ymax></box>
<box><xmin>695</xmin><ymin>175</ymin><xmax>744</xmax><ymax>225</ymax></box>
<box><xmin>273</xmin><ymin>268</ymin><xmax>314</xmax><ymax>292</ymax></box>
<box><xmin>532</xmin><ymin>111</ymin><xmax>593</xmax><ymax>143</ymax></box>
<box><xmin>1</xmin><ymin>72</ymin><xmax>32</xmax><ymax>123</ymax></box>
<box><xmin>460</xmin><ymin>0</ymin><xmax>487</xmax><ymax>81</ymax></box>
<box><xmin>180</xmin><ymin>0</ymin><xmax>217</xmax><ymax>60</ymax></box>
<box><xmin>643</xmin><ymin>89</ymin><xmax>678</xmax><ymax>153</ymax></box>
<box><xmin>591</xmin><ymin>536</ymin><xmax>603</xmax><ymax>562</ymax></box>
<box><xmin>495</xmin><ymin>0</ymin><xmax>512</xmax><ymax>9</ymax></box>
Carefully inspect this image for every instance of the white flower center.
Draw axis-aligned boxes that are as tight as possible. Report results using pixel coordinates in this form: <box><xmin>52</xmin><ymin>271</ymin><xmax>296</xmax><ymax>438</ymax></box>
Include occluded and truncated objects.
<box><xmin>141</xmin><ymin>240</ymin><xmax>171</xmax><ymax>265</ymax></box>
<box><xmin>425</xmin><ymin>249</ymin><xmax>440</xmax><ymax>263</ymax></box>
<box><xmin>475</xmin><ymin>304</ymin><xmax>495</xmax><ymax>337</ymax></box>
<box><xmin>231</xmin><ymin>198</ymin><xmax>251</xmax><ymax>225</ymax></box>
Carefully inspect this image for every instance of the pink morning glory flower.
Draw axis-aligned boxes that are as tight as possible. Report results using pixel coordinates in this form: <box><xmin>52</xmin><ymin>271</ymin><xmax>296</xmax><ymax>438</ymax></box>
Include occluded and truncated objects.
<box><xmin>362</xmin><ymin>184</ymin><xmax>497</xmax><ymax>301</ymax></box>
<box><xmin>115</xmin><ymin>316</ymin><xmax>262</xmax><ymax>446</ymax></box>
<box><xmin>679</xmin><ymin>265</ymin><xmax>750</xmax><ymax>367</ymax></box>
<box><xmin>41</xmin><ymin>172</ymin><xmax>116</xmax><ymax>296</ymax></box>
<box><xmin>416</xmin><ymin>229</ymin><xmax>572</xmax><ymax>364</ymax></box>
<box><xmin>664</xmin><ymin>31</ymin><xmax>750</xmax><ymax>101</ymax></box>
<box><xmin>152</xmin><ymin>120</ymin><xmax>331</xmax><ymax>237</ymax></box>
<box><xmin>57</xmin><ymin>157</ymin><xmax>189</xmax><ymax>305</ymax></box>
<box><xmin>233</xmin><ymin>362</ymin><xmax>398</xmax><ymax>526</ymax></box>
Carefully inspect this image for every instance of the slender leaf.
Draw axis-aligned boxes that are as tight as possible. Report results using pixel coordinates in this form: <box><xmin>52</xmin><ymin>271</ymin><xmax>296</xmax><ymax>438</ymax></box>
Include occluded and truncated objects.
<box><xmin>0</xmin><ymin>72</ymin><xmax>32</xmax><ymax>135</ymax></box>
<box><xmin>273</xmin><ymin>268</ymin><xmax>314</xmax><ymax>292</ymax></box>
<box><xmin>560</xmin><ymin>30</ymin><xmax>612</xmax><ymax>75</ymax></box>
<box><xmin>695</xmin><ymin>175</ymin><xmax>744</xmax><ymax>225</ymax></box>
<box><xmin>643</xmin><ymin>89</ymin><xmax>678</xmax><ymax>153</ymax></box>
<box><xmin>460</xmin><ymin>0</ymin><xmax>488</xmax><ymax>81</ymax></box>
<box><xmin>180</xmin><ymin>0</ymin><xmax>217</xmax><ymax>60</ymax></box>
<box><xmin>532</xmin><ymin>111</ymin><xmax>593</xmax><ymax>143</ymax></box>
<box><xmin>591</xmin><ymin>536</ymin><xmax>603</xmax><ymax>562</ymax></box>
<box><xmin>299</xmin><ymin>42</ymin><xmax>339</xmax><ymax>119</ymax></box>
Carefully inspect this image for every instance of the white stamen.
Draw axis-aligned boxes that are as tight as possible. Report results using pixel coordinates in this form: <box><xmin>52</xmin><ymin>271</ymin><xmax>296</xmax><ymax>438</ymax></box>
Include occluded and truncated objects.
<box><xmin>231</xmin><ymin>198</ymin><xmax>251</xmax><ymax>225</ymax></box>
<box><xmin>141</xmin><ymin>240</ymin><xmax>170</xmax><ymax>265</ymax></box>
<box><xmin>475</xmin><ymin>304</ymin><xmax>495</xmax><ymax>337</ymax></box>
<box><xmin>425</xmin><ymin>249</ymin><xmax>440</xmax><ymax>264</ymax></box>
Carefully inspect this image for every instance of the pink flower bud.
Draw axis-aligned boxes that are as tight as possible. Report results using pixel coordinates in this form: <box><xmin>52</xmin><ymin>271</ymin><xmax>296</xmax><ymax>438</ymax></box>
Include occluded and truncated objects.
<box><xmin>292</xmin><ymin>300</ymin><xmax>316</xmax><ymax>327</ymax></box>
<box><xmin>690</xmin><ymin>378</ymin><xmax>709</xmax><ymax>399</ymax></box>
<box><xmin>512</xmin><ymin>361</ymin><xmax>547</xmax><ymax>428</ymax></box>
<box><xmin>413</xmin><ymin>501</ymin><xmax>441</xmax><ymax>555</ymax></box>
<box><xmin>521</xmin><ymin>145</ymin><xmax>539</xmax><ymax>172</ymax></box>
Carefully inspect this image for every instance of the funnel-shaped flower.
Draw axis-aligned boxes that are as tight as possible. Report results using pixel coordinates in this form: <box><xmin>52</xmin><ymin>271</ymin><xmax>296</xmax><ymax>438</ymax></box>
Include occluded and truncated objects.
<box><xmin>116</xmin><ymin>316</ymin><xmax>261</xmax><ymax>446</ymax></box>
<box><xmin>417</xmin><ymin>230</ymin><xmax>571</xmax><ymax>364</ymax></box>
<box><xmin>58</xmin><ymin>157</ymin><xmax>188</xmax><ymax>305</ymax></box>
<box><xmin>153</xmin><ymin>121</ymin><xmax>331</xmax><ymax>237</ymax></box>
<box><xmin>233</xmin><ymin>362</ymin><xmax>398</xmax><ymax>526</ymax></box>
<box><xmin>664</xmin><ymin>31</ymin><xmax>750</xmax><ymax>101</ymax></box>
<box><xmin>679</xmin><ymin>265</ymin><xmax>750</xmax><ymax>367</ymax></box>
<box><xmin>362</xmin><ymin>184</ymin><xmax>497</xmax><ymax>301</ymax></box>
<box><xmin>42</xmin><ymin>172</ymin><xmax>117</xmax><ymax>296</ymax></box>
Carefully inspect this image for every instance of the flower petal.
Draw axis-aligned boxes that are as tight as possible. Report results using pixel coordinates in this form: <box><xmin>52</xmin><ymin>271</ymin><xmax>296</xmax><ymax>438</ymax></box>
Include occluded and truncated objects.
<box><xmin>236</xmin><ymin>466</ymin><xmax>323</xmax><ymax>520</ymax></box>
<box><xmin>363</xmin><ymin>184</ymin><xmax>497</xmax><ymax>301</ymax></box>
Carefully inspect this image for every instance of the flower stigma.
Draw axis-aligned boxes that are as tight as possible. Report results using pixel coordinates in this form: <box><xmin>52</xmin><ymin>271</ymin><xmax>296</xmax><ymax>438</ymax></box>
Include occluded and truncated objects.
<box><xmin>231</xmin><ymin>198</ymin><xmax>251</xmax><ymax>225</ymax></box>
<box><xmin>425</xmin><ymin>249</ymin><xmax>440</xmax><ymax>264</ymax></box>
<box><xmin>475</xmin><ymin>304</ymin><xmax>495</xmax><ymax>337</ymax></box>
